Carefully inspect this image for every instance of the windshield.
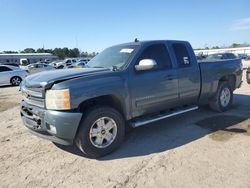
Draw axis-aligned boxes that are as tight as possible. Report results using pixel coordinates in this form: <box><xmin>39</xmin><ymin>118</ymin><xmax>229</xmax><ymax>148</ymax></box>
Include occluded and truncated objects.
<box><xmin>87</xmin><ymin>45</ymin><xmax>138</xmax><ymax>71</ymax></box>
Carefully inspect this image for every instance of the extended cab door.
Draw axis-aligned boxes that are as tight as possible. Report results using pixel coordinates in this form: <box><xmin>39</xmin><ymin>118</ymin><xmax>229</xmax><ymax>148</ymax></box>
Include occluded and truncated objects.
<box><xmin>170</xmin><ymin>42</ymin><xmax>200</xmax><ymax>104</ymax></box>
<box><xmin>128</xmin><ymin>43</ymin><xmax>179</xmax><ymax>118</ymax></box>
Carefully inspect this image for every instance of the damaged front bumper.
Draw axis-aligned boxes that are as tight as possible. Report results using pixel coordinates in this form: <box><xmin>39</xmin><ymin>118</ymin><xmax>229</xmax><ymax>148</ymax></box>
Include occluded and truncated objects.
<box><xmin>20</xmin><ymin>100</ymin><xmax>82</xmax><ymax>145</ymax></box>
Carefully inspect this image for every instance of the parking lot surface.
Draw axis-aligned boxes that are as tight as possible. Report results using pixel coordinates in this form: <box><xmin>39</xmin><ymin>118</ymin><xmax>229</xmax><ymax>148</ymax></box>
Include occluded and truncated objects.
<box><xmin>0</xmin><ymin>71</ymin><xmax>250</xmax><ymax>188</ymax></box>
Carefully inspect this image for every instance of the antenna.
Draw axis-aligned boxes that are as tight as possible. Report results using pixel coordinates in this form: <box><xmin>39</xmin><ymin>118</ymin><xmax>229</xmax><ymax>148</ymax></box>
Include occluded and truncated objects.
<box><xmin>134</xmin><ymin>38</ymin><xmax>139</xmax><ymax>42</ymax></box>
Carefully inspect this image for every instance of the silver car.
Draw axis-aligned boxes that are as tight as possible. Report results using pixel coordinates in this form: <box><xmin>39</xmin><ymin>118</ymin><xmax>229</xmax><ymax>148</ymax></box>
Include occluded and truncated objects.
<box><xmin>0</xmin><ymin>65</ymin><xmax>28</xmax><ymax>86</ymax></box>
<box><xmin>27</xmin><ymin>63</ymin><xmax>55</xmax><ymax>74</ymax></box>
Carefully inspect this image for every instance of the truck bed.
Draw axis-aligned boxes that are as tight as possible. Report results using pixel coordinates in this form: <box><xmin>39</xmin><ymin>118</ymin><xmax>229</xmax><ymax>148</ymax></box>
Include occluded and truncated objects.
<box><xmin>198</xmin><ymin>58</ymin><xmax>242</xmax><ymax>104</ymax></box>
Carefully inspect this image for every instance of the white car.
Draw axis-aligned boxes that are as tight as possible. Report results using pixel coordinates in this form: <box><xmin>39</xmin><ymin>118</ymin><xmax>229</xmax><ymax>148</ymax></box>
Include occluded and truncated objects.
<box><xmin>0</xmin><ymin>65</ymin><xmax>28</xmax><ymax>86</ymax></box>
<box><xmin>27</xmin><ymin>63</ymin><xmax>55</xmax><ymax>74</ymax></box>
<box><xmin>54</xmin><ymin>58</ymin><xmax>77</xmax><ymax>69</ymax></box>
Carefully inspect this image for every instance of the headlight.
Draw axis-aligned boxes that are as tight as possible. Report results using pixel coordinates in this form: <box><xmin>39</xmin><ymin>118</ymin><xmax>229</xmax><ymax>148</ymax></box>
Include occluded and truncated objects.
<box><xmin>45</xmin><ymin>89</ymin><xmax>71</xmax><ymax>110</ymax></box>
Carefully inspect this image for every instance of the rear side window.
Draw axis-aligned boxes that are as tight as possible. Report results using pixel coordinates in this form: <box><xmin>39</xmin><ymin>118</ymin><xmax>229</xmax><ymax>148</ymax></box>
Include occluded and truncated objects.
<box><xmin>172</xmin><ymin>43</ymin><xmax>191</xmax><ymax>67</ymax></box>
<box><xmin>138</xmin><ymin>44</ymin><xmax>172</xmax><ymax>69</ymax></box>
<box><xmin>226</xmin><ymin>53</ymin><xmax>236</xmax><ymax>59</ymax></box>
<box><xmin>0</xmin><ymin>66</ymin><xmax>12</xmax><ymax>72</ymax></box>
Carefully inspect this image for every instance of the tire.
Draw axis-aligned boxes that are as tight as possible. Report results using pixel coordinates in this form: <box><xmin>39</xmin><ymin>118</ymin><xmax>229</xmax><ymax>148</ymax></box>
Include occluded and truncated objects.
<box><xmin>247</xmin><ymin>72</ymin><xmax>250</xmax><ymax>84</ymax></box>
<box><xmin>57</xmin><ymin>65</ymin><xmax>64</xmax><ymax>69</ymax></box>
<box><xmin>209</xmin><ymin>81</ymin><xmax>233</xmax><ymax>112</ymax></box>
<box><xmin>10</xmin><ymin>76</ymin><xmax>22</xmax><ymax>86</ymax></box>
<box><xmin>75</xmin><ymin>106</ymin><xmax>125</xmax><ymax>158</ymax></box>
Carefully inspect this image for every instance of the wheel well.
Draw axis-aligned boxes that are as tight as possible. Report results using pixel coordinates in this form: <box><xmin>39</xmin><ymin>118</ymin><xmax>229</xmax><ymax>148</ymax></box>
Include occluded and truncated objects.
<box><xmin>78</xmin><ymin>95</ymin><xmax>125</xmax><ymax>118</ymax></box>
<box><xmin>219</xmin><ymin>75</ymin><xmax>236</xmax><ymax>90</ymax></box>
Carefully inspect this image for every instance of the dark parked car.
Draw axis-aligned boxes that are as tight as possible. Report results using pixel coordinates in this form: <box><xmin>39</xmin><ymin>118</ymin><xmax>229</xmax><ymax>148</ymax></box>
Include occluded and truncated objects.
<box><xmin>205</xmin><ymin>53</ymin><xmax>237</xmax><ymax>60</ymax></box>
<box><xmin>20</xmin><ymin>40</ymin><xmax>243</xmax><ymax>158</ymax></box>
<box><xmin>238</xmin><ymin>53</ymin><xmax>248</xmax><ymax>59</ymax></box>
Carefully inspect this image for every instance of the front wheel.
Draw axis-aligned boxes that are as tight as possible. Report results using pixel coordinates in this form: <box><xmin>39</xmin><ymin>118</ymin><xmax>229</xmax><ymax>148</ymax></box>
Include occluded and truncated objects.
<box><xmin>10</xmin><ymin>76</ymin><xmax>22</xmax><ymax>86</ymax></box>
<box><xmin>209</xmin><ymin>82</ymin><xmax>233</xmax><ymax>112</ymax></box>
<box><xmin>75</xmin><ymin>106</ymin><xmax>125</xmax><ymax>158</ymax></box>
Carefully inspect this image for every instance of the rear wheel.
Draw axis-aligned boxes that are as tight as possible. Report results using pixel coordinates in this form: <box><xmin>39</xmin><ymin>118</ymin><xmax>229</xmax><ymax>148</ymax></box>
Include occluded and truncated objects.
<box><xmin>209</xmin><ymin>82</ymin><xmax>233</xmax><ymax>112</ymax></box>
<box><xmin>75</xmin><ymin>106</ymin><xmax>125</xmax><ymax>158</ymax></box>
<box><xmin>10</xmin><ymin>76</ymin><xmax>22</xmax><ymax>86</ymax></box>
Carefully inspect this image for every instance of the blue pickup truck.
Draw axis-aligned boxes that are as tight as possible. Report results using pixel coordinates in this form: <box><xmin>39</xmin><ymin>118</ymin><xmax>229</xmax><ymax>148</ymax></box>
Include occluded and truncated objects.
<box><xmin>20</xmin><ymin>40</ymin><xmax>243</xmax><ymax>158</ymax></box>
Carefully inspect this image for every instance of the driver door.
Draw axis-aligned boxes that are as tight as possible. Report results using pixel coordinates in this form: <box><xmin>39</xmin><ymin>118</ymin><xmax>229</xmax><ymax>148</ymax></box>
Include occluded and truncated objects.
<box><xmin>128</xmin><ymin>43</ymin><xmax>178</xmax><ymax>118</ymax></box>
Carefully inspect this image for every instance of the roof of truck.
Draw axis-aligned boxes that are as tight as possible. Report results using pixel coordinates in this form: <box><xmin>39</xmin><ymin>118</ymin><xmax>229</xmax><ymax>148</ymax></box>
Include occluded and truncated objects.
<box><xmin>114</xmin><ymin>40</ymin><xmax>189</xmax><ymax>47</ymax></box>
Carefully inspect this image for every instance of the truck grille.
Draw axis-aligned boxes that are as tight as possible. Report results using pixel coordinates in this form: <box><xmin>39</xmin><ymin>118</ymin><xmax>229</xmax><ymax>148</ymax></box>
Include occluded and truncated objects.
<box><xmin>22</xmin><ymin>87</ymin><xmax>45</xmax><ymax>108</ymax></box>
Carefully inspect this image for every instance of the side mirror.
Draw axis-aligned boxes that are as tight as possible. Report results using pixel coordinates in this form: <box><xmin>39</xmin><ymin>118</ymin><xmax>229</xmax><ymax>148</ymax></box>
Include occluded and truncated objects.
<box><xmin>135</xmin><ymin>59</ymin><xmax>157</xmax><ymax>71</ymax></box>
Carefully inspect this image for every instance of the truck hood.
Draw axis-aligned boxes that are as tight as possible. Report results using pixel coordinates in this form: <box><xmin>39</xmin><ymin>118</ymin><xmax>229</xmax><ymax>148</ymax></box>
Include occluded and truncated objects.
<box><xmin>24</xmin><ymin>68</ymin><xmax>110</xmax><ymax>88</ymax></box>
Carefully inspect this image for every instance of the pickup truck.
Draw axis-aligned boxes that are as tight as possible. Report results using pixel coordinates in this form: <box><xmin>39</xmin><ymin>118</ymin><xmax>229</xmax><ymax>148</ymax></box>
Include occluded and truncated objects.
<box><xmin>53</xmin><ymin>58</ymin><xmax>77</xmax><ymax>69</ymax></box>
<box><xmin>20</xmin><ymin>40</ymin><xmax>243</xmax><ymax>158</ymax></box>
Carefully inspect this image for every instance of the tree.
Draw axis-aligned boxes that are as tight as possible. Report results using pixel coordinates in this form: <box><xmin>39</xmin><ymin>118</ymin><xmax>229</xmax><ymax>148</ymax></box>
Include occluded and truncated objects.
<box><xmin>37</xmin><ymin>48</ymin><xmax>53</xmax><ymax>54</ymax></box>
<box><xmin>21</xmin><ymin>48</ymin><xmax>36</xmax><ymax>53</ymax></box>
<box><xmin>53</xmin><ymin>48</ymin><xmax>66</xmax><ymax>59</ymax></box>
<box><xmin>68</xmin><ymin>48</ymin><xmax>80</xmax><ymax>57</ymax></box>
<box><xmin>211</xmin><ymin>46</ymin><xmax>220</xmax><ymax>49</ymax></box>
<box><xmin>80</xmin><ymin>51</ymin><xmax>89</xmax><ymax>57</ymax></box>
<box><xmin>230</xmin><ymin>43</ymin><xmax>240</xmax><ymax>48</ymax></box>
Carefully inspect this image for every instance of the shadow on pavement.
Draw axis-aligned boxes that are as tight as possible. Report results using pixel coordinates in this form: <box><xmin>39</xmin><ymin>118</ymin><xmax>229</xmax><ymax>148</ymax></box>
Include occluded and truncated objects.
<box><xmin>0</xmin><ymin>85</ymin><xmax>18</xmax><ymax>89</ymax></box>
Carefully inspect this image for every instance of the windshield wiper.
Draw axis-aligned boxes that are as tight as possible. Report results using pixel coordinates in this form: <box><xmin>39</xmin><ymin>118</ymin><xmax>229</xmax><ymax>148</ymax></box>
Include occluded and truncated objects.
<box><xmin>92</xmin><ymin>66</ymin><xmax>105</xmax><ymax>68</ymax></box>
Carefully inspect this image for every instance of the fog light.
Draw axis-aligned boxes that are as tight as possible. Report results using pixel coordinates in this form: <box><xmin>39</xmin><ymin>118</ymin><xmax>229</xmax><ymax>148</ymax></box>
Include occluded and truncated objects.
<box><xmin>47</xmin><ymin>124</ymin><xmax>57</xmax><ymax>134</ymax></box>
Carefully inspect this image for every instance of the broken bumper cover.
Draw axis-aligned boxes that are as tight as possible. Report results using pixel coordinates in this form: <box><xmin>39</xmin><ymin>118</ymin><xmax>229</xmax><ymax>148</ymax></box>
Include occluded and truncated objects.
<box><xmin>20</xmin><ymin>101</ymin><xmax>82</xmax><ymax>145</ymax></box>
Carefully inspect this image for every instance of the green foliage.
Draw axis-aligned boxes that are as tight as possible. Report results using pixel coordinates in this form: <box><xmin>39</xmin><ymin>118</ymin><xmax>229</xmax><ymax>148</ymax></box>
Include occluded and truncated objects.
<box><xmin>230</xmin><ymin>43</ymin><xmax>240</xmax><ymax>48</ymax></box>
<box><xmin>52</xmin><ymin>48</ymin><xmax>80</xmax><ymax>59</ymax></box>
<box><xmin>1</xmin><ymin>47</ymin><xmax>96</xmax><ymax>59</ymax></box>
<box><xmin>211</xmin><ymin>46</ymin><xmax>220</xmax><ymax>49</ymax></box>
<box><xmin>36</xmin><ymin>48</ymin><xmax>53</xmax><ymax>53</ymax></box>
<box><xmin>21</xmin><ymin>48</ymin><xmax>36</xmax><ymax>53</ymax></box>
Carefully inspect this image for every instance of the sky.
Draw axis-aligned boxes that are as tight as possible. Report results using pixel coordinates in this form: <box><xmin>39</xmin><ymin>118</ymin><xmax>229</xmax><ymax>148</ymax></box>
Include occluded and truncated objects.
<box><xmin>0</xmin><ymin>0</ymin><xmax>250</xmax><ymax>52</ymax></box>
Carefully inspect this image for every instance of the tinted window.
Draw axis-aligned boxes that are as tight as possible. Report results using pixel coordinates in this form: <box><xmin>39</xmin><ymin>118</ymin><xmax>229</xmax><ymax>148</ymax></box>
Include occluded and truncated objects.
<box><xmin>138</xmin><ymin>44</ymin><xmax>172</xmax><ymax>69</ymax></box>
<box><xmin>172</xmin><ymin>43</ymin><xmax>191</xmax><ymax>67</ymax></box>
<box><xmin>0</xmin><ymin>66</ymin><xmax>12</xmax><ymax>72</ymax></box>
<box><xmin>226</xmin><ymin>53</ymin><xmax>236</xmax><ymax>59</ymax></box>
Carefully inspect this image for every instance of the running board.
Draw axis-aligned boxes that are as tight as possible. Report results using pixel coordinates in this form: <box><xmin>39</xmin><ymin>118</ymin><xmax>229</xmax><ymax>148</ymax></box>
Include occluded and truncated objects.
<box><xmin>131</xmin><ymin>106</ymin><xmax>198</xmax><ymax>128</ymax></box>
